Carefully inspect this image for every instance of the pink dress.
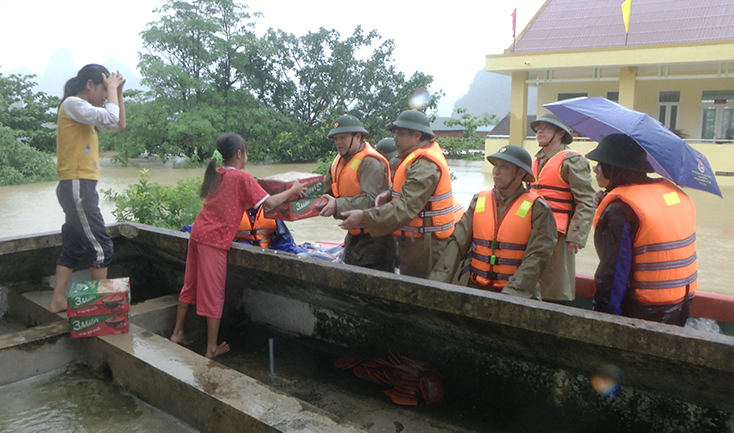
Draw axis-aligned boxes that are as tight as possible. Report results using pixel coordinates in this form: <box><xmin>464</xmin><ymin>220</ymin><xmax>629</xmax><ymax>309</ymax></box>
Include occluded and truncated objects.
<box><xmin>179</xmin><ymin>168</ymin><xmax>269</xmax><ymax>318</ymax></box>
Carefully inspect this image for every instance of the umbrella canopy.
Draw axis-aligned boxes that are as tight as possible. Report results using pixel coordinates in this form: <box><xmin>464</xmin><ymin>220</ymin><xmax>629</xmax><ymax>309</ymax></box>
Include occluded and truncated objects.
<box><xmin>544</xmin><ymin>97</ymin><xmax>722</xmax><ymax>198</ymax></box>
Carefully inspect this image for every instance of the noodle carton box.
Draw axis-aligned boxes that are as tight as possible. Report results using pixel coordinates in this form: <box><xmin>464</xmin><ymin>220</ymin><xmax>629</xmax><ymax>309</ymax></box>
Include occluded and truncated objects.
<box><xmin>67</xmin><ymin>277</ymin><xmax>131</xmax><ymax>318</ymax></box>
<box><xmin>258</xmin><ymin>172</ymin><xmax>324</xmax><ymax>221</ymax></box>
<box><xmin>263</xmin><ymin>196</ymin><xmax>323</xmax><ymax>221</ymax></box>
<box><xmin>257</xmin><ymin>172</ymin><xmax>324</xmax><ymax>200</ymax></box>
<box><xmin>69</xmin><ymin>313</ymin><xmax>129</xmax><ymax>338</ymax></box>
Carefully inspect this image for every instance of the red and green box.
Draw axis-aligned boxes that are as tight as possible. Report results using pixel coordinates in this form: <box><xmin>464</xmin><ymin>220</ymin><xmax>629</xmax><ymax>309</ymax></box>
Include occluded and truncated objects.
<box><xmin>257</xmin><ymin>172</ymin><xmax>324</xmax><ymax>200</ymax></box>
<box><xmin>69</xmin><ymin>313</ymin><xmax>129</xmax><ymax>338</ymax></box>
<box><xmin>67</xmin><ymin>277</ymin><xmax>130</xmax><ymax>318</ymax></box>
<box><xmin>263</xmin><ymin>196</ymin><xmax>322</xmax><ymax>221</ymax></box>
<box><xmin>258</xmin><ymin>172</ymin><xmax>324</xmax><ymax>221</ymax></box>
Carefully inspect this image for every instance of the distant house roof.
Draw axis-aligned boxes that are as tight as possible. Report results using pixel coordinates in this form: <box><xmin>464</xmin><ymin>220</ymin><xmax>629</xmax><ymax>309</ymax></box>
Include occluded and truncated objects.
<box><xmin>430</xmin><ymin>116</ymin><xmax>465</xmax><ymax>132</ymax></box>
<box><xmin>489</xmin><ymin>114</ymin><xmax>536</xmax><ymax>137</ymax></box>
<box><xmin>513</xmin><ymin>0</ymin><xmax>734</xmax><ymax>53</ymax></box>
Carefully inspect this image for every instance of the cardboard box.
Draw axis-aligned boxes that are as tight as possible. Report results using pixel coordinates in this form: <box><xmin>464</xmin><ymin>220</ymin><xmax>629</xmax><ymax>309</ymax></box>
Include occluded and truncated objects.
<box><xmin>67</xmin><ymin>277</ymin><xmax>130</xmax><ymax>318</ymax></box>
<box><xmin>257</xmin><ymin>172</ymin><xmax>324</xmax><ymax>200</ymax></box>
<box><xmin>264</xmin><ymin>196</ymin><xmax>322</xmax><ymax>221</ymax></box>
<box><xmin>69</xmin><ymin>313</ymin><xmax>129</xmax><ymax>338</ymax></box>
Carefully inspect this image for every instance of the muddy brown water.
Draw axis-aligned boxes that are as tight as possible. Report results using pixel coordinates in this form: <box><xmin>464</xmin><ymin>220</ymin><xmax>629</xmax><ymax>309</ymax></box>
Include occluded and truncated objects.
<box><xmin>1</xmin><ymin>158</ymin><xmax>732</xmax><ymax>295</ymax></box>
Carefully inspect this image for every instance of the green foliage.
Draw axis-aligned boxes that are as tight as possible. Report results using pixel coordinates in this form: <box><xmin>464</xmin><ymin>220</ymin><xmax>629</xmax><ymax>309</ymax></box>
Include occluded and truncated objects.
<box><xmin>108</xmin><ymin>0</ymin><xmax>443</xmax><ymax>165</ymax></box>
<box><xmin>437</xmin><ymin>137</ymin><xmax>485</xmax><ymax>161</ymax></box>
<box><xmin>102</xmin><ymin>169</ymin><xmax>203</xmax><ymax>229</ymax></box>
<box><xmin>313</xmin><ymin>151</ymin><xmax>337</xmax><ymax>177</ymax></box>
<box><xmin>0</xmin><ymin>72</ymin><xmax>59</xmax><ymax>153</ymax></box>
<box><xmin>445</xmin><ymin>108</ymin><xmax>497</xmax><ymax>138</ymax></box>
<box><xmin>0</xmin><ymin>125</ymin><xmax>57</xmax><ymax>185</ymax></box>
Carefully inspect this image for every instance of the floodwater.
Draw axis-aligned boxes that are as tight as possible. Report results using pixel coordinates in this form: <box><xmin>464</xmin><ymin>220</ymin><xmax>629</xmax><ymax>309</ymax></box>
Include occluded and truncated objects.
<box><xmin>1</xmin><ymin>158</ymin><xmax>732</xmax><ymax>295</ymax></box>
<box><xmin>0</xmin><ymin>364</ymin><xmax>197</xmax><ymax>433</ymax></box>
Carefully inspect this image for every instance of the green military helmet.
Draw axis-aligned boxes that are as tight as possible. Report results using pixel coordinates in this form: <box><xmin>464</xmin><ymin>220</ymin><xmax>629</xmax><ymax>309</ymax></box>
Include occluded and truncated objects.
<box><xmin>530</xmin><ymin>113</ymin><xmax>573</xmax><ymax>144</ymax></box>
<box><xmin>586</xmin><ymin>134</ymin><xmax>654</xmax><ymax>173</ymax></box>
<box><xmin>386</xmin><ymin>110</ymin><xmax>435</xmax><ymax>138</ymax></box>
<box><xmin>486</xmin><ymin>144</ymin><xmax>535</xmax><ymax>182</ymax></box>
<box><xmin>375</xmin><ymin>138</ymin><xmax>398</xmax><ymax>160</ymax></box>
<box><xmin>327</xmin><ymin>115</ymin><xmax>369</xmax><ymax>139</ymax></box>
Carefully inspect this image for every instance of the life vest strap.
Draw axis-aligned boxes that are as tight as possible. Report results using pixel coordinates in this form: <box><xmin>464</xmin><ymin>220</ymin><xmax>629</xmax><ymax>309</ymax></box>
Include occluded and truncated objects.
<box><xmin>400</xmin><ymin>220</ymin><xmax>455</xmax><ymax>235</ymax></box>
<box><xmin>473</xmin><ymin>238</ymin><xmax>527</xmax><ymax>251</ymax></box>
<box><xmin>470</xmin><ymin>268</ymin><xmax>512</xmax><ymax>281</ymax></box>
<box><xmin>632</xmin><ymin>272</ymin><xmax>698</xmax><ymax>290</ymax></box>
<box><xmin>392</xmin><ymin>190</ymin><xmax>453</xmax><ymax>204</ymax></box>
<box><xmin>633</xmin><ymin>233</ymin><xmax>696</xmax><ymax>255</ymax></box>
<box><xmin>419</xmin><ymin>207</ymin><xmax>454</xmax><ymax>218</ymax></box>
<box><xmin>633</xmin><ymin>253</ymin><xmax>697</xmax><ymax>272</ymax></box>
<box><xmin>528</xmin><ymin>183</ymin><xmax>571</xmax><ymax>193</ymax></box>
<box><xmin>541</xmin><ymin>196</ymin><xmax>574</xmax><ymax>205</ymax></box>
<box><xmin>237</xmin><ymin>228</ymin><xmax>276</xmax><ymax>236</ymax></box>
<box><xmin>471</xmin><ymin>251</ymin><xmax>522</xmax><ymax>267</ymax></box>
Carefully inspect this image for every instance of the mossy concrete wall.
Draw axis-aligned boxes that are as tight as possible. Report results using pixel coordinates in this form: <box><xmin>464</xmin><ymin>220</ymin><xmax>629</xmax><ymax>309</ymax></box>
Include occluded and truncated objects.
<box><xmin>2</xmin><ymin>224</ymin><xmax>733</xmax><ymax>431</ymax></box>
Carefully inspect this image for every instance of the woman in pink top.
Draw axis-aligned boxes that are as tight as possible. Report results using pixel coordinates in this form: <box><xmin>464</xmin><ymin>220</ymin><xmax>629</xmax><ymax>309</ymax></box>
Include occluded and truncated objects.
<box><xmin>170</xmin><ymin>133</ymin><xmax>305</xmax><ymax>358</ymax></box>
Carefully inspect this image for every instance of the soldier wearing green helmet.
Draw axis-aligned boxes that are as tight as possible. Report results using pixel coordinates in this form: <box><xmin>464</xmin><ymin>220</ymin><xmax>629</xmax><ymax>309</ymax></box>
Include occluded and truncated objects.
<box><xmin>428</xmin><ymin>145</ymin><xmax>557</xmax><ymax>299</ymax></box>
<box><xmin>320</xmin><ymin>115</ymin><xmax>396</xmax><ymax>271</ymax></box>
<box><xmin>375</xmin><ymin>137</ymin><xmax>400</xmax><ymax>179</ymax></box>
<box><xmin>340</xmin><ymin>110</ymin><xmax>462</xmax><ymax>279</ymax></box>
<box><xmin>529</xmin><ymin>112</ymin><xmax>596</xmax><ymax>304</ymax></box>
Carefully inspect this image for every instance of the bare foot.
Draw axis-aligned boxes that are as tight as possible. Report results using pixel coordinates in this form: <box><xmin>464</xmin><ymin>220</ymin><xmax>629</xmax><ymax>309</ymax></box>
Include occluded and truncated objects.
<box><xmin>170</xmin><ymin>335</ymin><xmax>194</xmax><ymax>346</ymax></box>
<box><xmin>205</xmin><ymin>341</ymin><xmax>230</xmax><ymax>359</ymax></box>
<box><xmin>48</xmin><ymin>298</ymin><xmax>67</xmax><ymax>314</ymax></box>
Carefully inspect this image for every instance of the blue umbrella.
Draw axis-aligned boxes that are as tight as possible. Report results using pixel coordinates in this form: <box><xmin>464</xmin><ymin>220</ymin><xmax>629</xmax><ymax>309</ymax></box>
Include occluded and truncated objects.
<box><xmin>544</xmin><ymin>97</ymin><xmax>722</xmax><ymax>198</ymax></box>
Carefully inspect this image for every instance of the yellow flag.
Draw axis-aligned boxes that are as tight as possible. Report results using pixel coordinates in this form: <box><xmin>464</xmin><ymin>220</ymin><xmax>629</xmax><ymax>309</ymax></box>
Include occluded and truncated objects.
<box><xmin>621</xmin><ymin>0</ymin><xmax>632</xmax><ymax>33</ymax></box>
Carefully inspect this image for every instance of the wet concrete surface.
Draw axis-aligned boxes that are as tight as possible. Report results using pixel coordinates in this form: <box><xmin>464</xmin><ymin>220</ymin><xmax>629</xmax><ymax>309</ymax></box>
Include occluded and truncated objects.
<box><xmin>0</xmin><ymin>364</ymin><xmax>198</xmax><ymax>433</ymax></box>
<box><xmin>3</xmin><ymin>226</ymin><xmax>734</xmax><ymax>432</ymax></box>
<box><xmin>200</xmin><ymin>323</ymin><xmax>501</xmax><ymax>433</ymax></box>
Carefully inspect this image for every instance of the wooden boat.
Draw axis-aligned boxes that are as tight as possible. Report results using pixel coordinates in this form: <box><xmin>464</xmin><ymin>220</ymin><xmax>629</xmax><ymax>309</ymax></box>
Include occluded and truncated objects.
<box><xmin>1</xmin><ymin>223</ymin><xmax>733</xmax><ymax>432</ymax></box>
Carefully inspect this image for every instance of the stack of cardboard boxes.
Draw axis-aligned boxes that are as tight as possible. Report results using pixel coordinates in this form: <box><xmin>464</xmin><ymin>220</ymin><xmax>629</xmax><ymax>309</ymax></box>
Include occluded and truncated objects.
<box><xmin>258</xmin><ymin>172</ymin><xmax>325</xmax><ymax>221</ymax></box>
<box><xmin>67</xmin><ymin>277</ymin><xmax>131</xmax><ymax>338</ymax></box>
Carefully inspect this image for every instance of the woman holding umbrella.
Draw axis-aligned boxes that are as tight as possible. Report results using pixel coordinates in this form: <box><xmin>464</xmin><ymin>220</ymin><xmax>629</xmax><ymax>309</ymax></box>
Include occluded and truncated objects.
<box><xmin>587</xmin><ymin>134</ymin><xmax>697</xmax><ymax>326</ymax></box>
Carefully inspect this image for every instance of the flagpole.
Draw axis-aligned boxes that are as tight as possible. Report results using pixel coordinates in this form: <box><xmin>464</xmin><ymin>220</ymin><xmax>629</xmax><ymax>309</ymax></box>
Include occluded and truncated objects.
<box><xmin>622</xmin><ymin>0</ymin><xmax>632</xmax><ymax>46</ymax></box>
<box><xmin>511</xmin><ymin>8</ymin><xmax>517</xmax><ymax>52</ymax></box>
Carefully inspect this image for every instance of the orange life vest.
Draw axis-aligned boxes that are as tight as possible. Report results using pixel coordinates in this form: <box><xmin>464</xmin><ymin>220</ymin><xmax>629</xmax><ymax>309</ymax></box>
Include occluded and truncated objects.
<box><xmin>329</xmin><ymin>142</ymin><xmax>390</xmax><ymax>236</ymax></box>
<box><xmin>235</xmin><ymin>207</ymin><xmax>277</xmax><ymax>249</ymax></box>
<box><xmin>452</xmin><ymin>197</ymin><xmax>465</xmax><ymax>224</ymax></box>
<box><xmin>470</xmin><ymin>189</ymin><xmax>539</xmax><ymax>290</ymax></box>
<box><xmin>391</xmin><ymin>142</ymin><xmax>455</xmax><ymax>239</ymax></box>
<box><xmin>594</xmin><ymin>179</ymin><xmax>698</xmax><ymax>305</ymax></box>
<box><xmin>529</xmin><ymin>149</ymin><xmax>579</xmax><ymax>233</ymax></box>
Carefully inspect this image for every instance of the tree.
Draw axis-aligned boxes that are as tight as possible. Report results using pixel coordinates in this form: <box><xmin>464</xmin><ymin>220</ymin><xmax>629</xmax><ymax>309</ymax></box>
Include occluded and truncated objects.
<box><xmin>119</xmin><ymin>0</ymin><xmax>443</xmax><ymax>164</ymax></box>
<box><xmin>445</xmin><ymin>108</ymin><xmax>497</xmax><ymax>138</ymax></box>
<box><xmin>259</xmin><ymin>26</ymin><xmax>442</xmax><ymax>154</ymax></box>
<box><xmin>0</xmin><ymin>72</ymin><xmax>59</xmax><ymax>153</ymax></box>
<box><xmin>0</xmin><ymin>125</ymin><xmax>57</xmax><ymax>186</ymax></box>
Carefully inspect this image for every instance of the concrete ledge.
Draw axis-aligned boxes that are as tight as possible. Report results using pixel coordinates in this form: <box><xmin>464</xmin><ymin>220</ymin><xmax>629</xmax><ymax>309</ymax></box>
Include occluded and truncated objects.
<box><xmin>0</xmin><ymin>320</ymin><xmax>80</xmax><ymax>386</ymax></box>
<box><xmin>9</xmin><ymin>287</ymin><xmax>365</xmax><ymax>432</ymax></box>
<box><xmin>84</xmin><ymin>324</ymin><xmax>366</xmax><ymax>433</ymax></box>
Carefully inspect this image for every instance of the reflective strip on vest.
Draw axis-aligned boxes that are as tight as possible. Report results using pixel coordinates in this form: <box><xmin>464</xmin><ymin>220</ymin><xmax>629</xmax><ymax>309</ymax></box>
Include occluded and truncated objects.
<box><xmin>470</xmin><ymin>189</ymin><xmax>537</xmax><ymax>289</ymax></box>
<box><xmin>594</xmin><ymin>179</ymin><xmax>698</xmax><ymax>304</ymax></box>
<box><xmin>391</xmin><ymin>142</ymin><xmax>455</xmax><ymax>239</ymax></box>
<box><xmin>235</xmin><ymin>207</ymin><xmax>277</xmax><ymax>248</ymax></box>
<box><xmin>528</xmin><ymin>150</ymin><xmax>578</xmax><ymax>232</ymax></box>
<box><xmin>330</xmin><ymin>142</ymin><xmax>390</xmax><ymax>236</ymax></box>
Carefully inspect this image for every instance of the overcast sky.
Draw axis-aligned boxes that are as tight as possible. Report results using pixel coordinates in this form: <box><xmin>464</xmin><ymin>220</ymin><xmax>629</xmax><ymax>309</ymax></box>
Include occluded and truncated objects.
<box><xmin>0</xmin><ymin>0</ymin><xmax>546</xmax><ymax>115</ymax></box>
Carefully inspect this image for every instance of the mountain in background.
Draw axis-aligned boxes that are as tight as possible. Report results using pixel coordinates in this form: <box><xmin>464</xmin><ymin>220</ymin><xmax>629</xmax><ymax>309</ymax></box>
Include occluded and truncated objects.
<box><xmin>3</xmin><ymin>48</ymin><xmax>144</xmax><ymax>97</ymax></box>
<box><xmin>451</xmin><ymin>69</ymin><xmax>537</xmax><ymax>120</ymax></box>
